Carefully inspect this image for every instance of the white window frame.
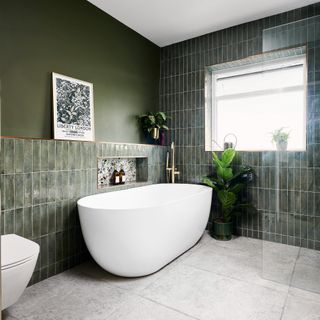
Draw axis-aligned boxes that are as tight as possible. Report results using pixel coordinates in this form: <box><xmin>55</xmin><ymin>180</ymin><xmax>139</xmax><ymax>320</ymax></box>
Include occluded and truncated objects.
<box><xmin>205</xmin><ymin>51</ymin><xmax>307</xmax><ymax>152</ymax></box>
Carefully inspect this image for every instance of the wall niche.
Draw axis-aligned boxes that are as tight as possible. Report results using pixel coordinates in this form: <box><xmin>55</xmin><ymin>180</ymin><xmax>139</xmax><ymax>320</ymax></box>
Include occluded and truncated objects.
<box><xmin>97</xmin><ymin>156</ymin><xmax>148</xmax><ymax>189</ymax></box>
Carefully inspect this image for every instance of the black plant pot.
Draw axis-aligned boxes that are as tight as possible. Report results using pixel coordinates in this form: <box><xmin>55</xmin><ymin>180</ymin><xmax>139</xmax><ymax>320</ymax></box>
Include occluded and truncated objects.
<box><xmin>210</xmin><ymin>221</ymin><xmax>233</xmax><ymax>241</ymax></box>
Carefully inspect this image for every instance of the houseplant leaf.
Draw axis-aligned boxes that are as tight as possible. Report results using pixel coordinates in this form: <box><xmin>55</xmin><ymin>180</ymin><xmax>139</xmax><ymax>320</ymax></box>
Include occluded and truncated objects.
<box><xmin>228</xmin><ymin>183</ymin><xmax>243</xmax><ymax>194</ymax></box>
<box><xmin>217</xmin><ymin>190</ymin><xmax>237</xmax><ymax>208</ymax></box>
<box><xmin>212</xmin><ymin>152</ymin><xmax>223</xmax><ymax>168</ymax></box>
<box><xmin>221</xmin><ymin>148</ymin><xmax>236</xmax><ymax>167</ymax></box>
<box><xmin>202</xmin><ymin>177</ymin><xmax>219</xmax><ymax>191</ymax></box>
<box><xmin>217</xmin><ymin>166</ymin><xmax>233</xmax><ymax>181</ymax></box>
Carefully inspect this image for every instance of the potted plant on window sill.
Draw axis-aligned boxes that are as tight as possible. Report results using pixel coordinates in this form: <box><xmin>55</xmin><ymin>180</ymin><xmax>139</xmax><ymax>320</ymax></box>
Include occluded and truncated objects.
<box><xmin>203</xmin><ymin>148</ymin><xmax>254</xmax><ymax>241</ymax></box>
<box><xmin>139</xmin><ymin>112</ymin><xmax>169</xmax><ymax>144</ymax></box>
<box><xmin>271</xmin><ymin>127</ymin><xmax>290</xmax><ymax>151</ymax></box>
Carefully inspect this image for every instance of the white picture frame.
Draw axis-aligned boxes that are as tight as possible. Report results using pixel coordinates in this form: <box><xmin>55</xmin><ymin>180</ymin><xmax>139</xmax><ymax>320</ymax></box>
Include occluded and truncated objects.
<box><xmin>52</xmin><ymin>72</ymin><xmax>95</xmax><ymax>141</ymax></box>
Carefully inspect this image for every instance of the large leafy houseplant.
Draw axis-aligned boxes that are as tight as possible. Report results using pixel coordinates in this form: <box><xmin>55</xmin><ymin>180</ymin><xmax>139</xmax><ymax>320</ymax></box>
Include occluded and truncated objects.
<box><xmin>139</xmin><ymin>112</ymin><xmax>169</xmax><ymax>140</ymax></box>
<box><xmin>203</xmin><ymin>148</ymin><xmax>253</xmax><ymax>240</ymax></box>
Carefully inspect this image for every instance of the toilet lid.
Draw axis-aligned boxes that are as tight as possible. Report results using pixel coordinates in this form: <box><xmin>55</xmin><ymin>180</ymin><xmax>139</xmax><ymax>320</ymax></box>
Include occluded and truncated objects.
<box><xmin>1</xmin><ymin>234</ymin><xmax>40</xmax><ymax>269</ymax></box>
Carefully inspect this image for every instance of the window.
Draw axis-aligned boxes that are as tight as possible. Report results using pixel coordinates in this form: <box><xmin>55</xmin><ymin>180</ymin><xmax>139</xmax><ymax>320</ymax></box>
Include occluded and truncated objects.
<box><xmin>205</xmin><ymin>51</ymin><xmax>307</xmax><ymax>151</ymax></box>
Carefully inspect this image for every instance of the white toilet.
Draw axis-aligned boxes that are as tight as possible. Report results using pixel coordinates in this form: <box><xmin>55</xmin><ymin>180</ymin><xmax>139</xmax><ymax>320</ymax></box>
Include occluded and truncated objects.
<box><xmin>1</xmin><ymin>234</ymin><xmax>40</xmax><ymax>310</ymax></box>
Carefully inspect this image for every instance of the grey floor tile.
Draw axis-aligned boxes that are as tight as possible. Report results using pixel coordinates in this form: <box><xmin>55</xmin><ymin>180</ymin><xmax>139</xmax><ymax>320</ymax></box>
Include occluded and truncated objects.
<box><xmin>71</xmin><ymin>260</ymin><xmax>172</xmax><ymax>294</ymax></box>
<box><xmin>107</xmin><ymin>295</ymin><xmax>196</xmax><ymax>320</ymax></box>
<box><xmin>262</xmin><ymin>241</ymin><xmax>300</xmax><ymax>285</ymax></box>
<box><xmin>183</xmin><ymin>236</ymin><xmax>300</xmax><ymax>290</ymax></box>
<box><xmin>291</xmin><ymin>248</ymin><xmax>320</xmax><ymax>294</ymax></box>
<box><xmin>282</xmin><ymin>289</ymin><xmax>320</xmax><ymax>320</ymax></box>
<box><xmin>181</xmin><ymin>237</ymin><xmax>262</xmax><ymax>282</ymax></box>
<box><xmin>6</xmin><ymin>269</ymin><xmax>132</xmax><ymax>320</ymax></box>
<box><xmin>140</xmin><ymin>264</ymin><xmax>287</xmax><ymax>320</ymax></box>
<box><xmin>5</xmin><ymin>236</ymin><xmax>320</xmax><ymax>320</ymax></box>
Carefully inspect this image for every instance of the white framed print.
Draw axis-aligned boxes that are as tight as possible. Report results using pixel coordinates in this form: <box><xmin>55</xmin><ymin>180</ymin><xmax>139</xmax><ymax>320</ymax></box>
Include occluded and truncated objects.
<box><xmin>52</xmin><ymin>72</ymin><xmax>95</xmax><ymax>141</ymax></box>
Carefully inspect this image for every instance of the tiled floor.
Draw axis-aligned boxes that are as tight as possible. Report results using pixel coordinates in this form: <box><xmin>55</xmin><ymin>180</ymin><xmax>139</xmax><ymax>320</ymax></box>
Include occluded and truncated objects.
<box><xmin>4</xmin><ymin>233</ymin><xmax>320</xmax><ymax>320</ymax></box>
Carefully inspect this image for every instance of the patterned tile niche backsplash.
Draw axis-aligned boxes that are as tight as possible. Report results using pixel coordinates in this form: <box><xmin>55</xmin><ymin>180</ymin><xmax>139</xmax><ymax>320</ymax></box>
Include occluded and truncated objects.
<box><xmin>0</xmin><ymin>137</ymin><xmax>167</xmax><ymax>285</ymax></box>
<box><xmin>160</xmin><ymin>2</ymin><xmax>320</xmax><ymax>250</ymax></box>
<box><xmin>98</xmin><ymin>158</ymin><xmax>137</xmax><ymax>188</ymax></box>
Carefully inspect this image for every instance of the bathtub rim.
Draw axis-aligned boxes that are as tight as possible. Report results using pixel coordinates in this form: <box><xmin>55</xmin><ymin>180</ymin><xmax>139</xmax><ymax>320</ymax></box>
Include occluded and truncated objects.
<box><xmin>77</xmin><ymin>183</ymin><xmax>212</xmax><ymax>212</ymax></box>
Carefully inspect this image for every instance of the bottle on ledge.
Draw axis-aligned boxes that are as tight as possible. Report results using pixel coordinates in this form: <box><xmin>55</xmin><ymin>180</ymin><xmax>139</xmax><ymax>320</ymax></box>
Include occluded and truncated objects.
<box><xmin>112</xmin><ymin>169</ymin><xmax>120</xmax><ymax>185</ymax></box>
<box><xmin>119</xmin><ymin>167</ymin><xmax>126</xmax><ymax>184</ymax></box>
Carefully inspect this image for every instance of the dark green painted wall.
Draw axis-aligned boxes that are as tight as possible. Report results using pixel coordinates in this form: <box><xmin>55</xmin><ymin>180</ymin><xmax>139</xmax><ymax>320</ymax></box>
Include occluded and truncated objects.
<box><xmin>0</xmin><ymin>0</ymin><xmax>159</xmax><ymax>143</ymax></box>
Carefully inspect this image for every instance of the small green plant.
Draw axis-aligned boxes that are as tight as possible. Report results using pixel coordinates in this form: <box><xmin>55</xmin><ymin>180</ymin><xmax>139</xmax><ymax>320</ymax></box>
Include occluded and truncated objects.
<box><xmin>271</xmin><ymin>127</ymin><xmax>290</xmax><ymax>144</ymax></box>
<box><xmin>202</xmin><ymin>148</ymin><xmax>253</xmax><ymax>223</ymax></box>
<box><xmin>139</xmin><ymin>112</ymin><xmax>169</xmax><ymax>133</ymax></box>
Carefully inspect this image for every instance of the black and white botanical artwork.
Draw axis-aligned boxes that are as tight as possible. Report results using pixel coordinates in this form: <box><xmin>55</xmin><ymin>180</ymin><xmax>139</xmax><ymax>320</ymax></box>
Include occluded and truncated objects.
<box><xmin>52</xmin><ymin>73</ymin><xmax>95</xmax><ymax>141</ymax></box>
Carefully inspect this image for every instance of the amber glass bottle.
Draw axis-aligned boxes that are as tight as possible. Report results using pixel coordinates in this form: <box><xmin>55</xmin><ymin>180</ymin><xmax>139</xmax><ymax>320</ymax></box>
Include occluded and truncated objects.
<box><xmin>113</xmin><ymin>169</ymin><xmax>120</xmax><ymax>185</ymax></box>
<box><xmin>119</xmin><ymin>167</ymin><xmax>126</xmax><ymax>184</ymax></box>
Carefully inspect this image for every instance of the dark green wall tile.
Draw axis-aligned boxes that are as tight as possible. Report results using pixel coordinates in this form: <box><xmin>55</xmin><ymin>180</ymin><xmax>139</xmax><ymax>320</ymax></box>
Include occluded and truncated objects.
<box><xmin>47</xmin><ymin>172</ymin><xmax>56</xmax><ymax>203</ymax></box>
<box><xmin>3</xmin><ymin>175</ymin><xmax>15</xmax><ymax>210</ymax></box>
<box><xmin>48</xmin><ymin>141</ymin><xmax>56</xmax><ymax>171</ymax></box>
<box><xmin>24</xmin><ymin>140</ymin><xmax>33</xmax><ymax>173</ymax></box>
<box><xmin>40</xmin><ymin>204</ymin><xmax>48</xmax><ymax>236</ymax></box>
<box><xmin>40</xmin><ymin>236</ymin><xmax>48</xmax><ymax>268</ymax></box>
<box><xmin>15</xmin><ymin>208</ymin><xmax>24</xmax><ymax>236</ymax></box>
<box><xmin>33</xmin><ymin>141</ymin><xmax>41</xmax><ymax>172</ymax></box>
<box><xmin>23</xmin><ymin>207</ymin><xmax>33</xmax><ymax>238</ymax></box>
<box><xmin>15</xmin><ymin>139</ymin><xmax>24</xmax><ymax>173</ymax></box>
<box><xmin>15</xmin><ymin>174</ymin><xmax>24</xmax><ymax>209</ymax></box>
<box><xmin>40</xmin><ymin>141</ymin><xmax>49</xmax><ymax>171</ymax></box>
<box><xmin>40</xmin><ymin>172</ymin><xmax>48</xmax><ymax>204</ymax></box>
<box><xmin>48</xmin><ymin>233</ymin><xmax>56</xmax><ymax>265</ymax></box>
<box><xmin>32</xmin><ymin>206</ymin><xmax>41</xmax><ymax>238</ymax></box>
<box><xmin>48</xmin><ymin>204</ymin><xmax>56</xmax><ymax>234</ymax></box>
<box><xmin>4</xmin><ymin>139</ymin><xmax>14</xmax><ymax>174</ymax></box>
<box><xmin>4</xmin><ymin>210</ymin><xmax>14</xmax><ymax>234</ymax></box>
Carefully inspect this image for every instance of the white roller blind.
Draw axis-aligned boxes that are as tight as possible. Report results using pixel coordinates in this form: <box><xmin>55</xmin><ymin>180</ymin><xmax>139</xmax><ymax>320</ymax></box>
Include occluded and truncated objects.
<box><xmin>212</xmin><ymin>56</ymin><xmax>306</xmax><ymax>151</ymax></box>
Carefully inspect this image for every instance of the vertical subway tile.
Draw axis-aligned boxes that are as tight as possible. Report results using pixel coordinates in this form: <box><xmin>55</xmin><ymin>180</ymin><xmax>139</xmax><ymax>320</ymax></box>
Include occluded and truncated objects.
<box><xmin>23</xmin><ymin>173</ymin><xmax>33</xmax><ymax>207</ymax></box>
<box><xmin>4</xmin><ymin>210</ymin><xmax>15</xmax><ymax>234</ymax></box>
<box><xmin>40</xmin><ymin>172</ymin><xmax>48</xmax><ymax>204</ymax></box>
<box><xmin>68</xmin><ymin>142</ymin><xmax>76</xmax><ymax>170</ymax></box>
<box><xmin>23</xmin><ymin>206</ymin><xmax>33</xmax><ymax>239</ymax></box>
<box><xmin>24</xmin><ymin>140</ymin><xmax>33</xmax><ymax>173</ymax></box>
<box><xmin>15</xmin><ymin>139</ymin><xmax>24</xmax><ymax>173</ymax></box>
<box><xmin>4</xmin><ymin>174</ymin><xmax>15</xmax><ymax>210</ymax></box>
<box><xmin>55</xmin><ymin>202</ymin><xmax>63</xmax><ymax>232</ymax></box>
<box><xmin>15</xmin><ymin>208</ymin><xmax>24</xmax><ymax>236</ymax></box>
<box><xmin>40</xmin><ymin>204</ymin><xmax>48</xmax><ymax>236</ymax></box>
<box><xmin>48</xmin><ymin>203</ymin><xmax>56</xmax><ymax>234</ymax></box>
<box><xmin>48</xmin><ymin>140</ymin><xmax>56</xmax><ymax>171</ymax></box>
<box><xmin>48</xmin><ymin>233</ymin><xmax>56</xmax><ymax>265</ymax></box>
<box><xmin>15</xmin><ymin>174</ymin><xmax>24</xmax><ymax>209</ymax></box>
<box><xmin>32</xmin><ymin>205</ymin><xmax>41</xmax><ymax>238</ymax></box>
<box><xmin>0</xmin><ymin>138</ymin><xmax>4</xmax><ymax>174</ymax></box>
<box><xmin>4</xmin><ymin>139</ymin><xmax>14</xmax><ymax>174</ymax></box>
<box><xmin>56</xmin><ymin>232</ymin><xmax>63</xmax><ymax>262</ymax></box>
<box><xmin>33</xmin><ymin>140</ymin><xmax>41</xmax><ymax>172</ymax></box>
<box><xmin>40</xmin><ymin>140</ymin><xmax>49</xmax><ymax>171</ymax></box>
<box><xmin>40</xmin><ymin>235</ymin><xmax>48</xmax><ymax>268</ymax></box>
<box><xmin>47</xmin><ymin>171</ymin><xmax>56</xmax><ymax>202</ymax></box>
<box><xmin>55</xmin><ymin>141</ymin><xmax>63</xmax><ymax>171</ymax></box>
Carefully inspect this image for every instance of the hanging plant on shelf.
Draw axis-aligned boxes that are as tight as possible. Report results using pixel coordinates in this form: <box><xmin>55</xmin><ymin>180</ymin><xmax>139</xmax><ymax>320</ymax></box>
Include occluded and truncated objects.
<box><xmin>271</xmin><ymin>127</ymin><xmax>290</xmax><ymax>151</ymax></box>
<box><xmin>139</xmin><ymin>112</ymin><xmax>169</xmax><ymax>143</ymax></box>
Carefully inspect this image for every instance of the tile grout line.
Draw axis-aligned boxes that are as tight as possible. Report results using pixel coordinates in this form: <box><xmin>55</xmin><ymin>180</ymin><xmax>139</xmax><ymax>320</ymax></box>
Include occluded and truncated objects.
<box><xmin>137</xmin><ymin>295</ymin><xmax>201</xmax><ymax>320</ymax></box>
<box><xmin>279</xmin><ymin>246</ymin><xmax>302</xmax><ymax>320</ymax></box>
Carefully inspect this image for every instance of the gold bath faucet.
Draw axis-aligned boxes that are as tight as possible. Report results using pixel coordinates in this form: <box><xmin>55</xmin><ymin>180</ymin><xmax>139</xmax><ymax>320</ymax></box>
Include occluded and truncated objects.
<box><xmin>166</xmin><ymin>141</ymin><xmax>180</xmax><ymax>183</ymax></box>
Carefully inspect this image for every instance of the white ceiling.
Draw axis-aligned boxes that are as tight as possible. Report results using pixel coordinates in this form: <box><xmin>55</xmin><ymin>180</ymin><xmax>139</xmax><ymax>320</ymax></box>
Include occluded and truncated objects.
<box><xmin>88</xmin><ymin>0</ymin><xmax>318</xmax><ymax>47</ymax></box>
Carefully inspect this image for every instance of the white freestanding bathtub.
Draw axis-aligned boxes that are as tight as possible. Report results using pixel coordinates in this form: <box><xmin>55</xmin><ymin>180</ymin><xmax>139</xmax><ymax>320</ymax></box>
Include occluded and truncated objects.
<box><xmin>77</xmin><ymin>183</ymin><xmax>212</xmax><ymax>277</ymax></box>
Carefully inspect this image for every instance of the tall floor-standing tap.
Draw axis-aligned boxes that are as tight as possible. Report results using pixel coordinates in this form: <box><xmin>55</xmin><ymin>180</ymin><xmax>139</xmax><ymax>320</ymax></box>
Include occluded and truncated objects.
<box><xmin>166</xmin><ymin>142</ymin><xmax>180</xmax><ymax>183</ymax></box>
